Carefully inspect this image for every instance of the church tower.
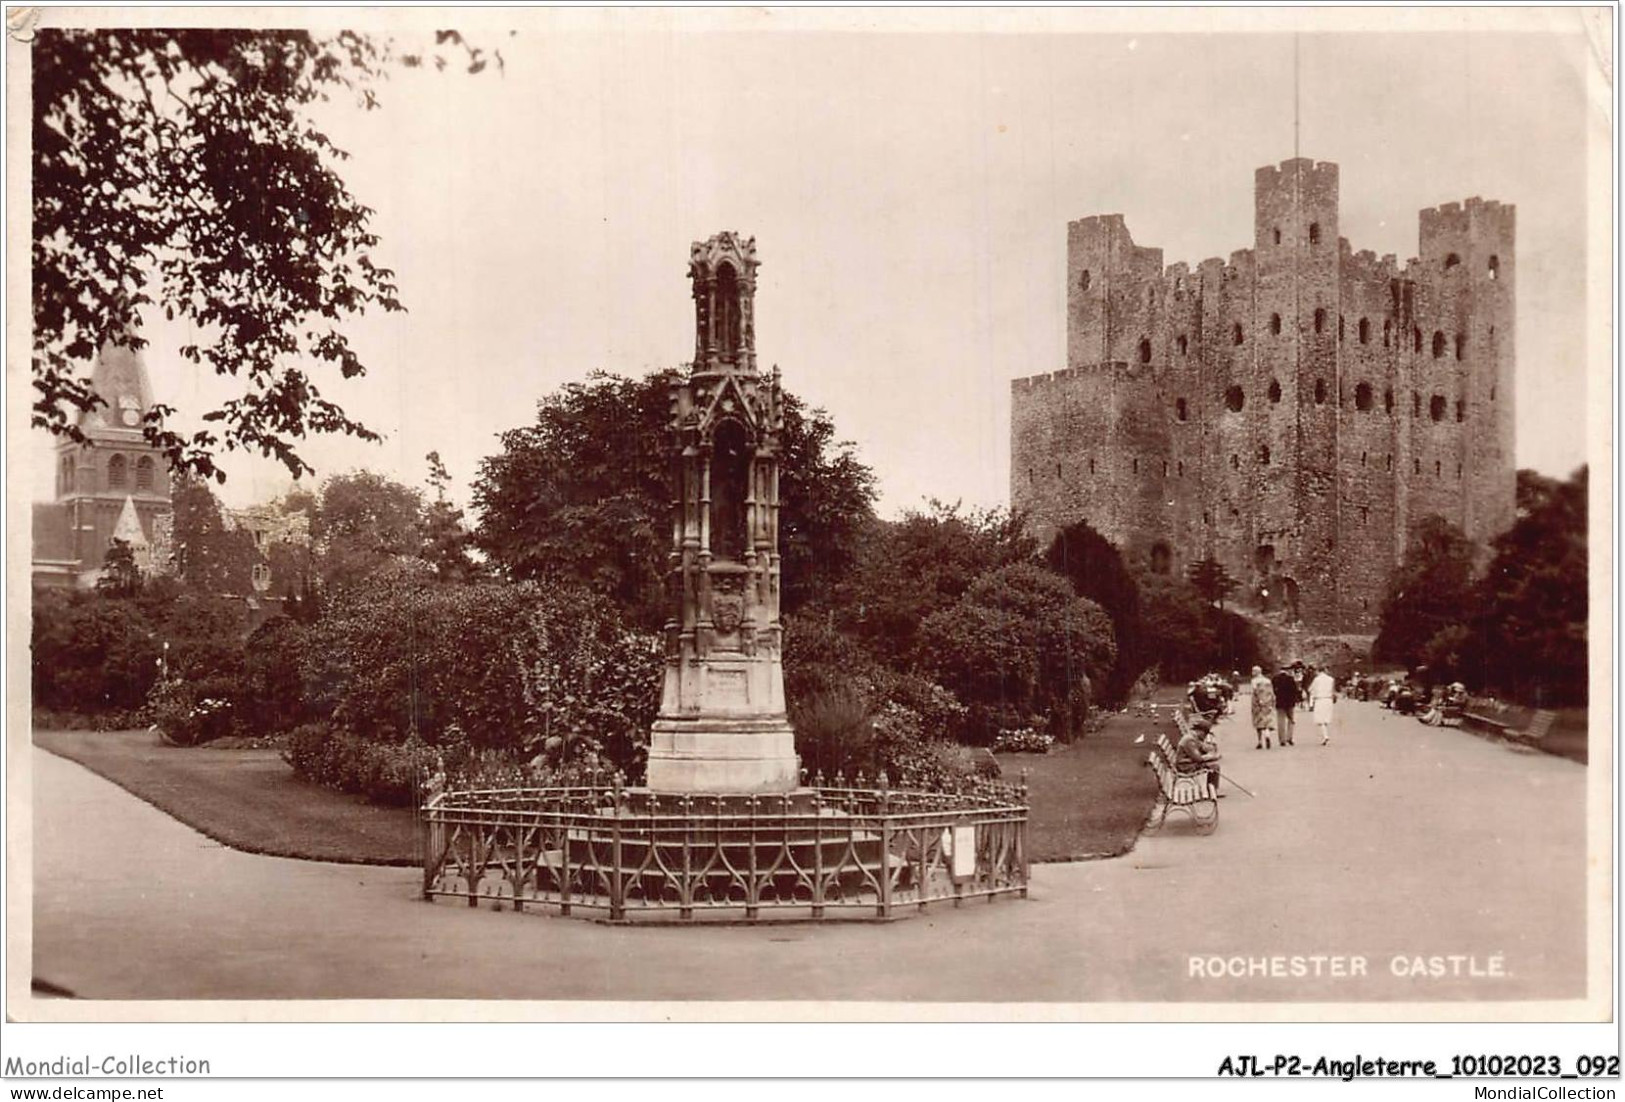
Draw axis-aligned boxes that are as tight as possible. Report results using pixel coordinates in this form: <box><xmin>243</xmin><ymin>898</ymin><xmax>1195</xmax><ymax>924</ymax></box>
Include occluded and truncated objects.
<box><xmin>34</xmin><ymin>339</ymin><xmax>173</xmax><ymax>587</ymax></box>
<box><xmin>644</xmin><ymin>233</ymin><xmax>800</xmax><ymax>793</ymax></box>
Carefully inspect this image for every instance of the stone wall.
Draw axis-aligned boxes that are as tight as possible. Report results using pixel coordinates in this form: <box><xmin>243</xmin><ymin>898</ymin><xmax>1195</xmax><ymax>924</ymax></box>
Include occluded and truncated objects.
<box><xmin>1011</xmin><ymin>158</ymin><xmax>1516</xmax><ymax>633</ymax></box>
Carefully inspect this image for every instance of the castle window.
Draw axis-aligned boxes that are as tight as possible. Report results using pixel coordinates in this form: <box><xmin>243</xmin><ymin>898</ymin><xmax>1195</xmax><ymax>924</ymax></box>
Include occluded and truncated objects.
<box><xmin>1444</xmin><ymin>252</ymin><xmax>1461</xmax><ymax>269</ymax></box>
<box><xmin>1178</xmin><ymin>461</ymin><xmax>1184</xmax><ymax>477</ymax></box>
<box><xmin>1383</xmin><ymin>319</ymin><xmax>1391</xmax><ymax>347</ymax></box>
<box><xmin>1230</xmin><ymin>454</ymin><xmax>1239</xmax><ymax>470</ymax></box>
<box><xmin>1413</xmin><ymin>391</ymin><xmax>1421</xmax><ymax>418</ymax></box>
<box><xmin>1384</xmin><ymin>388</ymin><xmax>1395</xmax><ymax>414</ymax></box>
<box><xmin>1414</xmin><ymin>458</ymin><xmax>1421</xmax><ymax>475</ymax></box>
<box><xmin>1354</xmin><ymin>382</ymin><xmax>1373</xmax><ymax>411</ymax></box>
<box><xmin>1203</xmin><ymin>511</ymin><xmax>1211</xmax><ymax>526</ymax></box>
<box><xmin>1314</xmin><ymin>379</ymin><xmax>1327</xmax><ymax>405</ymax></box>
<box><xmin>1309</xmin><ymin>222</ymin><xmax>1321</xmax><ymax>245</ymax></box>
<box><xmin>1088</xmin><ymin>457</ymin><xmax>1096</xmax><ymax>474</ymax></box>
<box><xmin>1456</xmin><ymin>399</ymin><xmax>1466</xmax><ymax>422</ymax></box>
<box><xmin>1258</xmin><ymin>444</ymin><xmax>1271</xmax><ymax>465</ymax></box>
<box><xmin>1360</xmin><ymin>451</ymin><xmax>1367</xmax><ymax>467</ymax></box>
<box><xmin>1432</xmin><ymin>331</ymin><xmax>1446</xmax><ymax>358</ymax></box>
<box><xmin>1056</xmin><ymin>463</ymin><xmax>1062</xmax><ymax>478</ymax></box>
<box><xmin>1080</xmin><ymin>269</ymin><xmax>1092</xmax><ymax>292</ymax></box>
<box><xmin>107</xmin><ymin>453</ymin><xmax>128</xmax><ymax>490</ymax></box>
<box><xmin>1269</xmin><ymin>313</ymin><xmax>1282</xmax><ymax>335</ymax></box>
<box><xmin>1175</xmin><ymin>397</ymin><xmax>1189</xmax><ymax>422</ymax></box>
<box><xmin>1358</xmin><ymin>317</ymin><xmax>1371</xmax><ymax>344</ymax></box>
<box><xmin>1338</xmin><ymin>314</ymin><xmax>1345</xmax><ymax>342</ymax></box>
<box><xmin>1386</xmin><ymin>455</ymin><xmax>1393</xmax><ymax>471</ymax></box>
<box><xmin>1457</xmin><ymin>463</ymin><xmax>1464</xmax><ymax>480</ymax></box>
<box><xmin>1455</xmin><ymin>333</ymin><xmax>1465</xmax><ymax>360</ymax></box>
<box><xmin>1268</xmin><ymin>379</ymin><xmax>1282</xmax><ymax>404</ymax></box>
<box><xmin>1162</xmin><ymin>460</ymin><xmax>1169</xmax><ymax>478</ymax></box>
<box><xmin>1138</xmin><ymin>337</ymin><xmax>1152</xmax><ymax>364</ymax></box>
<box><xmin>1177</xmin><ymin>334</ymin><xmax>1188</xmax><ymax>356</ymax></box>
<box><xmin>1273</xmin><ymin>227</ymin><xmax>1282</xmax><ymax>245</ymax></box>
<box><xmin>1224</xmin><ymin>385</ymin><xmax>1245</xmax><ymax>413</ymax></box>
<box><xmin>1150</xmin><ymin>542</ymin><xmax>1172</xmax><ymax>575</ymax></box>
<box><xmin>1430</xmin><ymin>394</ymin><xmax>1446</xmax><ymax>422</ymax></box>
<box><xmin>1147</xmin><ymin>286</ymin><xmax>1156</xmax><ymax>307</ymax></box>
<box><xmin>1360</xmin><ymin>506</ymin><xmax>1369</xmax><ymax>525</ymax></box>
<box><xmin>1413</xmin><ymin>327</ymin><xmax>1423</xmax><ymax>353</ymax></box>
<box><xmin>1435</xmin><ymin>460</ymin><xmax>1442</xmax><ymax>477</ymax></box>
<box><xmin>1028</xmin><ymin>468</ymin><xmax>1035</xmax><ymax>485</ymax></box>
<box><xmin>1488</xmin><ymin>255</ymin><xmax>1500</xmax><ymax>280</ymax></box>
<box><xmin>1314</xmin><ymin>308</ymin><xmax>1326</xmax><ymax>334</ymax></box>
<box><xmin>1132</xmin><ymin>458</ymin><xmax>1139</xmax><ymax>474</ymax></box>
<box><xmin>1490</xmin><ymin>385</ymin><xmax>1497</xmax><ymax>401</ymax></box>
<box><xmin>1232</xmin><ymin>323</ymin><xmax>1244</xmax><ymax>345</ymax></box>
<box><xmin>135</xmin><ymin>456</ymin><xmax>154</xmax><ymax>491</ymax></box>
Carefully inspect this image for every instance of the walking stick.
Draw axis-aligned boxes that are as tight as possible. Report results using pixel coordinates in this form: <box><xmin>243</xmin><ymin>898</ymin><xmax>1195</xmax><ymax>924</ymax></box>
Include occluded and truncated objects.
<box><xmin>1221</xmin><ymin>774</ymin><xmax>1257</xmax><ymax>798</ymax></box>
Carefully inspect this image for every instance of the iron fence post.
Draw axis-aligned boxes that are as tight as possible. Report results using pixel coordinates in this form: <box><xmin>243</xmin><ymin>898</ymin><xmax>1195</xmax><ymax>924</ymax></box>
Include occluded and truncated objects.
<box><xmin>745</xmin><ymin>795</ymin><xmax>760</xmax><ymax>921</ymax></box>
<box><xmin>609</xmin><ymin>783</ymin><xmax>625</xmax><ymax>921</ymax></box>
<box><xmin>811</xmin><ymin>787</ymin><xmax>825</xmax><ymax>919</ymax></box>
<box><xmin>681</xmin><ymin>794</ymin><xmax>693</xmax><ymax>920</ymax></box>
<box><xmin>877</xmin><ymin>790</ymin><xmax>893</xmax><ymax>919</ymax></box>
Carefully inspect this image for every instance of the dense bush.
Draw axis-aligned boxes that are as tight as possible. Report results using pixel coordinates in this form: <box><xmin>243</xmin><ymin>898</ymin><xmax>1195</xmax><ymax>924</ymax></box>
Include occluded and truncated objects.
<box><xmin>240</xmin><ymin>616</ymin><xmax>307</xmax><ymax>735</ymax></box>
<box><xmin>149</xmin><ymin>675</ymin><xmax>240</xmax><ymax>745</ymax></box>
<box><xmin>32</xmin><ymin>589</ymin><xmax>162</xmax><ymax>713</ymax></box>
<box><xmin>282</xmin><ymin>722</ymin><xmax>439</xmax><ymax>806</ymax></box>
<box><xmin>919</xmin><ymin>562</ymin><xmax>1116</xmax><ymax>743</ymax></box>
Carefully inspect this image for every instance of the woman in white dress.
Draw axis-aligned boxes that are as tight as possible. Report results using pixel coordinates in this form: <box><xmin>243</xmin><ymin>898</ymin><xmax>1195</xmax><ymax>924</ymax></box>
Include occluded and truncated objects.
<box><xmin>1309</xmin><ymin>668</ymin><xmax>1337</xmax><ymax>745</ymax></box>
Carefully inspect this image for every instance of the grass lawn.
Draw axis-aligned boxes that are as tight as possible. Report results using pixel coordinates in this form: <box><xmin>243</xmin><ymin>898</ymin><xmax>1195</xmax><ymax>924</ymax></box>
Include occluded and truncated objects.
<box><xmin>34</xmin><ymin>728</ymin><xmax>420</xmax><ymax>866</ymax></box>
<box><xmin>997</xmin><ymin>689</ymin><xmax>1179</xmax><ymax>862</ymax></box>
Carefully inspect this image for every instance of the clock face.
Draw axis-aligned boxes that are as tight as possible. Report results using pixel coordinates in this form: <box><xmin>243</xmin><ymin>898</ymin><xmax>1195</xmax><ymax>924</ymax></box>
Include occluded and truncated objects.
<box><xmin>118</xmin><ymin>397</ymin><xmax>140</xmax><ymax>427</ymax></box>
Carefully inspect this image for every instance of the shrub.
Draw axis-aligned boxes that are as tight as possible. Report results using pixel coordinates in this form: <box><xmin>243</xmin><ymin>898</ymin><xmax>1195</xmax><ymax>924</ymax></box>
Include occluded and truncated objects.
<box><xmin>791</xmin><ymin>684</ymin><xmax>873</xmax><ymax>780</ymax></box>
<box><xmin>991</xmin><ymin>727</ymin><xmax>1054</xmax><ymax>754</ymax></box>
<box><xmin>240</xmin><ymin>616</ymin><xmax>307</xmax><ymax>735</ymax></box>
<box><xmin>282</xmin><ymin>722</ymin><xmax>439</xmax><ymax>806</ymax></box>
<box><xmin>148</xmin><ymin>676</ymin><xmax>240</xmax><ymax>746</ymax></box>
<box><xmin>32</xmin><ymin>589</ymin><xmax>162</xmax><ymax>713</ymax></box>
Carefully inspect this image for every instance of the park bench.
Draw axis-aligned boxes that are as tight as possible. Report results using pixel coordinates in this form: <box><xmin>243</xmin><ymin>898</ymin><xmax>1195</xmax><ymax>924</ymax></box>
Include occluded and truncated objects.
<box><xmin>1145</xmin><ymin>750</ymin><xmax>1218</xmax><ymax>834</ymax></box>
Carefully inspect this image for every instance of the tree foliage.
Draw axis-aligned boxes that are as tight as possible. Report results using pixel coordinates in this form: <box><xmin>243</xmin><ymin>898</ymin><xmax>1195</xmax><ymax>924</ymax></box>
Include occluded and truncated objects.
<box><xmin>1373</xmin><ymin>515</ymin><xmax>1481</xmax><ymax>670</ymax></box>
<box><xmin>32</xmin><ymin>28</ymin><xmax>499</xmax><ymax>481</ymax></box>
<box><xmin>313</xmin><ymin>469</ymin><xmax>425</xmax><ymax>594</ymax></box>
<box><xmin>1043</xmin><ymin>519</ymin><xmax>1142</xmax><ymax>701</ymax></box>
<box><xmin>471</xmin><ymin>369</ymin><xmax>877</xmax><ymax>628</ymax></box>
<box><xmin>96</xmin><ymin>538</ymin><xmax>143</xmax><ymax>597</ymax></box>
<box><xmin>170</xmin><ymin>473</ymin><xmax>258</xmax><ymax>593</ymax></box>
<box><xmin>1186</xmin><ymin>556</ymin><xmax>1240</xmax><ymax>609</ymax></box>
<box><xmin>918</xmin><ymin>561</ymin><xmax>1116</xmax><ymax>742</ymax></box>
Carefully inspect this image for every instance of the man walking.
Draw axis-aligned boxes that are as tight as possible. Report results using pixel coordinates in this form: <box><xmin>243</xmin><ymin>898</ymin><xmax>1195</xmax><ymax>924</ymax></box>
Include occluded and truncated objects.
<box><xmin>1270</xmin><ymin>665</ymin><xmax>1299</xmax><ymax>746</ymax></box>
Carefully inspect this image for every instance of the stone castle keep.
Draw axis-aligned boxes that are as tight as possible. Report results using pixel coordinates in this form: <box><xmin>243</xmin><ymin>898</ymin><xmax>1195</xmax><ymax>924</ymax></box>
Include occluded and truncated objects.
<box><xmin>1011</xmin><ymin>157</ymin><xmax>1516</xmax><ymax>632</ymax></box>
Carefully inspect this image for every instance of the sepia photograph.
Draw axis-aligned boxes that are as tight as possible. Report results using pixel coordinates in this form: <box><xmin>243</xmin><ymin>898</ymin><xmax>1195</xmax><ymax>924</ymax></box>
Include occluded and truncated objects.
<box><xmin>4</xmin><ymin>3</ymin><xmax>1615</xmax><ymax>1070</ymax></box>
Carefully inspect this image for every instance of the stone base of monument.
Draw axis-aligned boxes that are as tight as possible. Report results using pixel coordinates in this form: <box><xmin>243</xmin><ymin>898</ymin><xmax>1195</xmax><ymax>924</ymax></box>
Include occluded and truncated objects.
<box><xmin>422</xmin><ymin>778</ymin><xmax>1030</xmax><ymax>923</ymax></box>
<box><xmin>644</xmin><ymin>716</ymin><xmax>800</xmax><ymax>794</ymax></box>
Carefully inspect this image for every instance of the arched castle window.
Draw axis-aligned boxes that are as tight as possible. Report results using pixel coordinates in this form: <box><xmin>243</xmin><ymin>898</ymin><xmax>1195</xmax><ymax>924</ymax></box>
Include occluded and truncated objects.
<box><xmin>1430</xmin><ymin>395</ymin><xmax>1446</xmax><ymax>422</ymax></box>
<box><xmin>1456</xmin><ymin>399</ymin><xmax>1466</xmax><ymax>422</ymax></box>
<box><xmin>1147</xmin><ymin>286</ymin><xmax>1156</xmax><ymax>307</ymax></box>
<box><xmin>1150</xmin><ymin>542</ymin><xmax>1172</xmax><ymax>575</ymax></box>
<box><xmin>1412</xmin><ymin>391</ymin><xmax>1421</xmax><ymax>418</ymax></box>
<box><xmin>1178</xmin><ymin>461</ymin><xmax>1184</xmax><ymax>477</ymax></box>
<box><xmin>1272</xmin><ymin>227</ymin><xmax>1282</xmax><ymax>245</ymax></box>
<box><xmin>1432</xmin><ymin>331</ymin><xmax>1446</xmax><ymax>359</ymax></box>
<box><xmin>1230</xmin><ymin>455</ymin><xmax>1239</xmax><ymax>470</ymax></box>
<box><xmin>1080</xmin><ymin>270</ymin><xmax>1092</xmax><ymax>292</ymax></box>
<box><xmin>1360</xmin><ymin>451</ymin><xmax>1367</xmax><ymax>467</ymax></box>
<box><xmin>1314</xmin><ymin>379</ymin><xmax>1327</xmax><ymax>405</ymax></box>
<box><xmin>1435</xmin><ymin>460</ymin><xmax>1442</xmax><ymax>477</ymax></box>
<box><xmin>1413</xmin><ymin>327</ymin><xmax>1422</xmax><ymax>353</ymax></box>
<box><xmin>1457</xmin><ymin>463</ymin><xmax>1464</xmax><ymax>480</ymax></box>
<box><xmin>1358</xmin><ymin>318</ymin><xmax>1371</xmax><ymax>344</ymax></box>
<box><xmin>1384</xmin><ymin>388</ymin><xmax>1394</xmax><ymax>414</ymax></box>
<box><xmin>1444</xmin><ymin>252</ymin><xmax>1461</xmax><ymax>269</ymax></box>
<box><xmin>1162</xmin><ymin>460</ymin><xmax>1169</xmax><ymax>478</ymax></box>
<box><xmin>1268</xmin><ymin>379</ymin><xmax>1282</xmax><ymax>404</ymax></box>
<box><xmin>1175</xmin><ymin>398</ymin><xmax>1188</xmax><ymax>422</ymax></box>
<box><xmin>1490</xmin><ymin>385</ymin><xmax>1497</xmax><ymax>402</ymax></box>
<box><xmin>1258</xmin><ymin>444</ymin><xmax>1271</xmax><ymax>465</ymax></box>
<box><xmin>1360</xmin><ymin>506</ymin><xmax>1369</xmax><ymax>526</ymax></box>
<box><xmin>1454</xmin><ymin>333</ymin><xmax>1465</xmax><ymax>360</ymax></box>
<box><xmin>1309</xmin><ymin>222</ymin><xmax>1321</xmax><ymax>245</ymax></box>
<box><xmin>1138</xmin><ymin>337</ymin><xmax>1152</xmax><ymax>364</ymax></box>
<box><xmin>1232</xmin><ymin>323</ymin><xmax>1244</xmax><ymax>345</ymax></box>
<box><xmin>1089</xmin><ymin>457</ymin><xmax>1096</xmax><ymax>474</ymax></box>
<box><xmin>1055</xmin><ymin>463</ymin><xmax>1062</xmax><ymax>478</ymax></box>
<box><xmin>107</xmin><ymin>453</ymin><xmax>127</xmax><ymax>490</ymax></box>
<box><xmin>1314</xmin><ymin>308</ymin><xmax>1326</xmax><ymax>334</ymax></box>
<box><xmin>1177</xmin><ymin>334</ymin><xmax>1188</xmax><ymax>356</ymax></box>
<box><xmin>1383</xmin><ymin>319</ymin><xmax>1391</xmax><ymax>347</ymax></box>
<box><xmin>135</xmin><ymin>456</ymin><xmax>154</xmax><ymax>491</ymax></box>
<box><xmin>1132</xmin><ymin>458</ymin><xmax>1139</xmax><ymax>474</ymax></box>
<box><xmin>1269</xmin><ymin>313</ymin><xmax>1282</xmax><ymax>335</ymax></box>
<box><xmin>1413</xmin><ymin>457</ymin><xmax>1422</xmax><ymax>474</ymax></box>
<box><xmin>1338</xmin><ymin>314</ymin><xmax>1345</xmax><ymax>342</ymax></box>
<box><xmin>1386</xmin><ymin>455</ymin><xmax>1392</xmax><ymax>471</ymax></box>
<box><xmin>1224</xmin><ymin>385</ymin><xmax>1244</xmax><ymax>413</ymax></box>
<box><xmin>1354</xmin><ymin>382</ymin><xmax>1373</xmax><ymax>411</ymax></box>
<box><xmin>1488</xmin><ymin>255</ymin><xmax>1500</xmax><ymax>280</ymax></box>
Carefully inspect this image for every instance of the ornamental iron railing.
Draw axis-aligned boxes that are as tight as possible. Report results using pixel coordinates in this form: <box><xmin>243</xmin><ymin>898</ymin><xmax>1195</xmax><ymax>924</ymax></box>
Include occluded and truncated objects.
<box><xmin>422</xmin><ymin>778</ymin><xmax>1029</xmax><ymax>922</ymax></box>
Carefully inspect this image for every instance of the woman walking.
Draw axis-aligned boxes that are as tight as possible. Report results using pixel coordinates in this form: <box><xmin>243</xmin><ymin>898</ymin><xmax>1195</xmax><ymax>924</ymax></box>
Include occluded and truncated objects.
<box><xmin>1309</xmin><ymin>666</ymin><xmax>1338</xmax><ymax>746</ymax></box>
<box><xmin>1249</xmin><ymin>665</ymin><xmax>1276</xmax><ymax>749</ymax></box>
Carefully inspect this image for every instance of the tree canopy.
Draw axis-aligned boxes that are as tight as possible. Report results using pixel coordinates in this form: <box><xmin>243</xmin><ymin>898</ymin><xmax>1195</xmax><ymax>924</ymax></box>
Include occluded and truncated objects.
<box><xmin>1373</xmin><ymin>514</ymin><xmax>1480</xmax><ymax>670</ymax></box>
<box><xmin>471</xmin><ymin>369</ymin><xmax>878</xmax><ymax>628</ymax></box>
<box><xmin>32</xmin><ymin>28</ymin><xmax>498</xmax><ymax>481</ymax></box>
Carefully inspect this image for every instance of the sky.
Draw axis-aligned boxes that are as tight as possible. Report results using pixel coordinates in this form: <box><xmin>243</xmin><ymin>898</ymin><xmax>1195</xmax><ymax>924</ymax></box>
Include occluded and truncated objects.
<box><xmin>27</xmin><ymin>9</ymin><xmax>1608</xmax><ymax>519</ymax></box>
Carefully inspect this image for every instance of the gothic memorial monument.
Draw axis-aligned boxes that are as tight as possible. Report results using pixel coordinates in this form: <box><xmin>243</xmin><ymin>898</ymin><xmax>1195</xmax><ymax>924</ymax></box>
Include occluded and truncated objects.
<box><xmin>644</xmin><ymin>232</ymin><xmax>801</xmax><ymax>793</ymax></box>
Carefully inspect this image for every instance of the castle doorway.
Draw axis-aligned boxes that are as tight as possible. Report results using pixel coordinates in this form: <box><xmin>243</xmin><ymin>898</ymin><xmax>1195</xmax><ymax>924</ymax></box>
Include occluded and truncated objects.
<box><xmin>1281</xmin><ymin>576</ymin><xmax>1302</xmax><ymax>623</ymax></box>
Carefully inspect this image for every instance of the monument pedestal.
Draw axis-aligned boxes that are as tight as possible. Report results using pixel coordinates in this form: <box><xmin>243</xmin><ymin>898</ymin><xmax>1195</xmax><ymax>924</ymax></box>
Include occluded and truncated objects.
<box><xmin>645</xmin><ymin>716</ymin><xmax>799</xmax><ymax>793</ymax></box>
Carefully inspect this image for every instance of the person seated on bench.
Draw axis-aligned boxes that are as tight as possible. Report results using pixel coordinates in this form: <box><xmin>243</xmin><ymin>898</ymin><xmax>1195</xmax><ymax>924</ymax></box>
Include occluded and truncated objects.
<box><xmin>1176</xmin><ymin>715</ymin><xmax>1223</xmax><ymax>799</ymax></box>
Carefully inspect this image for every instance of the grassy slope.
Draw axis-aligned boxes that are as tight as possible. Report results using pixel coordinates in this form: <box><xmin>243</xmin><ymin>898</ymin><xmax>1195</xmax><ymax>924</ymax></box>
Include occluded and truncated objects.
<box><xmin>34</xmin><ymin>728</ymin><xmax>420</xmax><ymax>866</ymax></box>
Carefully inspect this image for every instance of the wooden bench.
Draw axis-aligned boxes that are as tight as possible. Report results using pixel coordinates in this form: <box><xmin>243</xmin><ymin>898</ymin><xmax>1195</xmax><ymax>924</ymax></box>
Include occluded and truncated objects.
<box><xmin>1145</xmin><ymin>749</ymin><xmax>1218</xmax><ymax>834</ymax></box>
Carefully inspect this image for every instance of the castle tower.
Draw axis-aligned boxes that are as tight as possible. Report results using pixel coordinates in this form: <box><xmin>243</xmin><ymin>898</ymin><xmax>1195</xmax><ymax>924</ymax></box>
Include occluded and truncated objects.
<box><xmin>34</xmin><ymin>338</ymin><xmax>173</xmax><ymax>587</ymax></box>
<box><xmin>644</xmin><ymin>232</ymin><xmax>800</xmax><ymax>793</ymax></box>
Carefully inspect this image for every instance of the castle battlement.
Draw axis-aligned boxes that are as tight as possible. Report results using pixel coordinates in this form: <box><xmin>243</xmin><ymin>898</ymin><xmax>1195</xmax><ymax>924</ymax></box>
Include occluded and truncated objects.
<box><xmin>1016</xmin><ymin>156</ymin><xmax>1516</xmax><ymax>634</ymax></box>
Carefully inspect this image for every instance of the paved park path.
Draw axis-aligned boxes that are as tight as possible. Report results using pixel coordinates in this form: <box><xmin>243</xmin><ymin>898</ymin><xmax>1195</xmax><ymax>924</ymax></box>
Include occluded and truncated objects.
<box><xmin>31</xmin><ymin>697</ymin><xmax>1590</xmax><ymax>1004</ymax></box>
